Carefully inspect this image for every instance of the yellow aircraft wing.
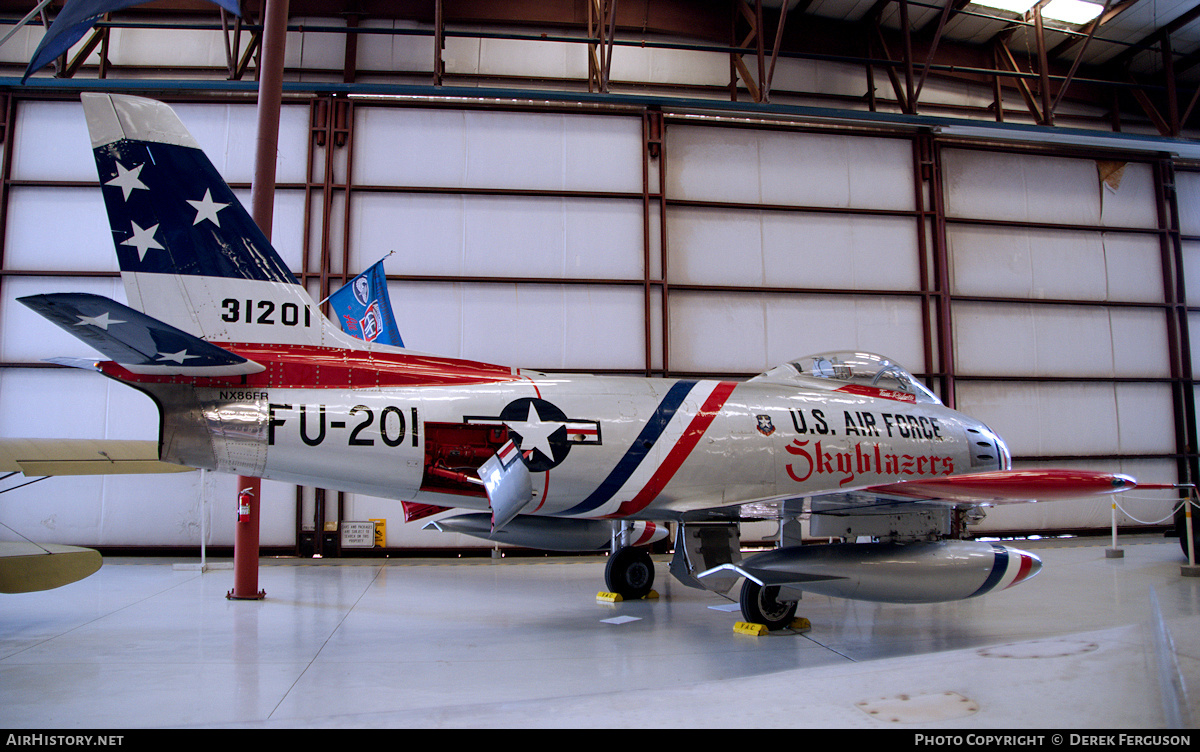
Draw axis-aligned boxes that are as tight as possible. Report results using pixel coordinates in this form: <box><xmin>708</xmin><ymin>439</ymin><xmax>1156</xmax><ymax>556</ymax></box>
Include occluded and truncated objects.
<box><xmin>0</xmin><ymin>542</ymin><xmax>102</xmax><ymax>593</ymax></box>
<box><xmin>0</xmin><ymin>439</ymin><xmax>193</xmax><ymax>476</ymax></box>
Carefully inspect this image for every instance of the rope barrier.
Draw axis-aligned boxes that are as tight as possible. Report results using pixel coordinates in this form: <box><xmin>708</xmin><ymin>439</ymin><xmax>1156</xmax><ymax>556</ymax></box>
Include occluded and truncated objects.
<box><xmin>1106</xmin><ymin>485</ymin><xmax>1199</xmax><ymax>568</ymax></box>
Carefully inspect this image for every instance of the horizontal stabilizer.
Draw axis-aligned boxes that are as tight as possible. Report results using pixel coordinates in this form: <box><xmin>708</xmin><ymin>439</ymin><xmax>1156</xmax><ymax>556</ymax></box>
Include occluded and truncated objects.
<box><xmin>18</xmin><ymin>292</ymin><xmax>264</xmax><ymax>377</ymax></box>
<box><xmin>0</xmin><ymin>439</ymin><xmax>192</xmax><ymax>476</ymax></box>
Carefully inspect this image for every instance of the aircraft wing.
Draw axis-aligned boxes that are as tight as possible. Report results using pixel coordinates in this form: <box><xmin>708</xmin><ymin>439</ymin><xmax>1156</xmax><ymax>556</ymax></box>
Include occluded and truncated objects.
<box><xmin>724</xmin><ymin>468</ymin><xmax>1137</xmax><ymax>521</ymax></box>
<box><xmin>0</xmin><ymin>438</ymin><xmax>193</xmax><ymax>476</ymax></box>
<box><xmin>862</xmin><ymin>468</ymin><xmax>1135</xmax><ymax>504</ymax></box>
<box><xmin>0</xmin><ymin>542</ymin><xmax>102</xmax><ymax>593</ymax></box>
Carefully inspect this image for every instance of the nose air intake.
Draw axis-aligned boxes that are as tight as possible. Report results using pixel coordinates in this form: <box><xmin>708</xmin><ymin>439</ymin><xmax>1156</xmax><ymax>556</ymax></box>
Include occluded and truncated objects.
<box><xmin>968</xmin><ymin>422</ymin><xmax>1011</xmax><ymax>471</ymax></box>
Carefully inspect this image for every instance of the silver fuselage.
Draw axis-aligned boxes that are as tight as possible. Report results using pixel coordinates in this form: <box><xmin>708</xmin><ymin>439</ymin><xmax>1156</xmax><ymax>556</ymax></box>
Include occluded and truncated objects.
<box><xmin>135</xmin><ymin>373</ymin><xmax>1006</xmax><ymax>521</ymax></box>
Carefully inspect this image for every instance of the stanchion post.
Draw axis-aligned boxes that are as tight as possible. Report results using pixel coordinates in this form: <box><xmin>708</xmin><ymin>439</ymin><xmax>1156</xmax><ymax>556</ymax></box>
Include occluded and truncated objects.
<box><xmin>1105</xmin><ymin>496</ymin><xmax>1124</xmax><ymax>558</ymax></box>
<box><xmin>1184</xmin><ymin>492</ymin><xmax>1200</xmax><ymax>577</ymax></box>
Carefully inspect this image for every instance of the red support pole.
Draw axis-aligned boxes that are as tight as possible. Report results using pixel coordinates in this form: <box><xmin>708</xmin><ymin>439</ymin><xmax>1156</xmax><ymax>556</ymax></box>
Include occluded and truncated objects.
<box><xmin>228</xmin><ymin>0</ymin><xmax>290</xmax><ymax>601</ymax></box>
<box><xmin>228</xmin><ymin>476</ymin><xmax>264</xmax><ymax>599</ymax></box>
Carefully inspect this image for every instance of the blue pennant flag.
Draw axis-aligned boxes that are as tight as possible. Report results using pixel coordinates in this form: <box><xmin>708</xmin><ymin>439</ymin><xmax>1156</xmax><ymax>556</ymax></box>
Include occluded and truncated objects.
<box><xmin>23</xmin><ymin>0</ymin><xmax>242</xmax><ymax>82</ymax></box>
<box><xmin>328</xmin><ymin>258</ymin><xmax>404</xmax><ymax>347</ymax></box>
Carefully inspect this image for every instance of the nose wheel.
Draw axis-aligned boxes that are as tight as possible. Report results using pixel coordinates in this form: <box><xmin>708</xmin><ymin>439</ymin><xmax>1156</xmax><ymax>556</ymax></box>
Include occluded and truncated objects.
<box><xmin>605</xmin><ymin>546</ymin><xmax>655</xmax><ymax>600</ymax></box>
<box><xmin>740</xmin><ymin>580</ymin><xmax>798</xmax><ymax>631</ymax></box>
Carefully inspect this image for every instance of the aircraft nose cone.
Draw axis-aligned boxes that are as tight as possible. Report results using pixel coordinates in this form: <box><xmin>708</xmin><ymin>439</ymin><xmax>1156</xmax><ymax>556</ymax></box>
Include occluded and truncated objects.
<box><xmin>995</xmin><ymin>433</ymin><xmax>1012</xmax><ymax>471</ymax></box>
<box><xmin>968</xmin><ymin>421</ymin><xmax>1012</xmax><ymax>471</ymax></box>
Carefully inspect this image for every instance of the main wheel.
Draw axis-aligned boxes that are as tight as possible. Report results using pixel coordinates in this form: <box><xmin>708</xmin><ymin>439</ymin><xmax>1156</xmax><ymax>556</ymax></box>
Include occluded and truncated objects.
<box><xmin>605</xmin><ymin>546</ymin><xmax>655</xmax><ymax>600</ymax></box>
<box><xmin>740</xmin><ymin>580</ymin><xmax>798</xmax><ymax>631</ymax></box>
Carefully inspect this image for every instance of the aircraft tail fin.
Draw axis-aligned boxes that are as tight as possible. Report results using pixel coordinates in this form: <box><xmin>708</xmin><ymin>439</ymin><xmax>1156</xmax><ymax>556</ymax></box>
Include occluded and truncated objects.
<box><xmin>19</xmin><ymin>292</ymin><xmax>264</xmax><ymax>377</ymax></box>
<box><xmin>81</xmin><ymin>92</ymin><xmax>368</xmax><ymax>351</ymax></box>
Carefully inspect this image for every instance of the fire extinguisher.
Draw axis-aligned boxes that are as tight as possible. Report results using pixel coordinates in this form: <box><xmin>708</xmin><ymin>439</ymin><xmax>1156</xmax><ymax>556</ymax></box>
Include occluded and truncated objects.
<box><xmin>237</xmin><ymin>487</ymin><xmax>253</xmax><ymax>523</ymax></box>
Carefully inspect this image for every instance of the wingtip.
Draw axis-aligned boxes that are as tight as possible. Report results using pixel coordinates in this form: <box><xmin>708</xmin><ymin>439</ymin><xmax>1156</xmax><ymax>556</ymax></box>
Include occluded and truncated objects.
<box><xmin>1113</xmin><ymin>474</ymin><xmax>1137</xmax><ymax>490</ymax></box>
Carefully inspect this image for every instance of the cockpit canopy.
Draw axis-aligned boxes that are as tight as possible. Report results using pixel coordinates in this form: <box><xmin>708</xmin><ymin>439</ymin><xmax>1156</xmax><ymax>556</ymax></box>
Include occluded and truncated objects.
<box><xmin>750</xmin><ymin>351</ymin><xmax>942</xmax><ymax>405</ymax></box>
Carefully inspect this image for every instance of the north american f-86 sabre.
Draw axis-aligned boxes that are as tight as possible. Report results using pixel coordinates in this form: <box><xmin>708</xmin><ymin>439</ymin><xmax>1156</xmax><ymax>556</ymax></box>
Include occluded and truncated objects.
<box><xmin>21</xmin><ymin>94</ymin><xmax>1137</xmax><ymax>628</ymax></box>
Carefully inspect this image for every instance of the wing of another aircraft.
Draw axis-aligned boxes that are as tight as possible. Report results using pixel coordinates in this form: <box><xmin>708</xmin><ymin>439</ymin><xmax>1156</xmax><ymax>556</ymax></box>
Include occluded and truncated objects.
<box><xmin>0</xmin><ymin>542</ymin><xmax>102</xmax><ymax>593</ymax></box>
<box><xmin>0</xmin><ymin>438</ymin><xmax>192</xmax><ymax>475</ymax></box>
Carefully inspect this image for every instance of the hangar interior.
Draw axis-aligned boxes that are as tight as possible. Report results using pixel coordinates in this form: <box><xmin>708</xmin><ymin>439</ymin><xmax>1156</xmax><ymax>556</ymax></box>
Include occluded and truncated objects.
<box><xmin>1</xmin><ymin>0</ymin><xmax>1200</xmax><ymax>728</ymax></box>
<box><xmin>1</xmin><ymin>0</ymin><xmax>1198</xmax><ymax>553</ymax></box>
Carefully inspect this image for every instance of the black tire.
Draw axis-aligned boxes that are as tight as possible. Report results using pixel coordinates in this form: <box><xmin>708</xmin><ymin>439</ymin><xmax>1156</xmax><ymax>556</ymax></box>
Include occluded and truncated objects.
<box><xmin>740</xmin><ymin>580</ymin><xmax>798</xmax><ymax>631</ymax></box>
<box><xmin>605</xmin><ymin>546</ymin><xmax>655</xmax><ymax>600</ymax></box>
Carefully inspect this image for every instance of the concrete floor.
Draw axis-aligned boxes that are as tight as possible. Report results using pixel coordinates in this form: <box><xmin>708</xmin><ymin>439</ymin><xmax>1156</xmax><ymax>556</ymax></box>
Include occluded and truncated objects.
<box><xmin>1</xmin><ymin>535</ymin><xmax>1198</xmax><ymax>729</ymax></box>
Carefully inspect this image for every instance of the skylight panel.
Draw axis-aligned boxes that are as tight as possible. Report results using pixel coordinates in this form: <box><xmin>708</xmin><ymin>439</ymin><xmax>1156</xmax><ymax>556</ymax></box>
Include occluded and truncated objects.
<box><xmin>1041</xmin><ymin>0</ymin><xmax>1104</xmax><ymax>25</ymax></box>
<box><xmin>971</xmin><ymin>0</ymin><xmax>1038</xmax><ymax>14</ymax></box>
<box><xmin>970</xmin><ymin>0</ymin><xmax>1104</xmax><ymax>25</ymax></box>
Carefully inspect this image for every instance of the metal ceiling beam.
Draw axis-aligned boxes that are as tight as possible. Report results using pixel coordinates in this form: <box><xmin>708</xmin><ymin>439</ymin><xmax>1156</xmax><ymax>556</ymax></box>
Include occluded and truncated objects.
<box><xmin>434</xmin><ymin>0</ymin><xmax>444</xmax><ymax>85</ymax></box>
<box><xmin>588</xmin><ymin>0</ymin><xmax>617</xmax><ymax>93</ymax></box>
<box><xmin>912</xmin><ymin>0</ymin><xmax>957</xmax><ymax>107</ymax></box>
<box><xmin>1048</xmin><ymin>0</ymin><xmax>1113</xmax><ymax>118</ymax></box>
<box><xmin>729</xmin><ymin>0</ymin><xmax>793</xmax><ymax>104</ymax></box>
<box><xmin>60</xmin><ymin>20</ymin><xmax>109</xmax><ymax>79</ymax></box>
<box><xmin>995</xmin><ymin>37</ymin><xmax>1046</xmax><ymax>124</ymax></box>
<box><xmin>1162</xmin><ymin>30</ymin><xmax>1179</xmax><ymax>136</ymax></box>
<box><xmin>6</xmin><ymin>0</ymin><xmax>1193</xmax><ymax>133</ymax></box>
<box><xmin>220</xmin><ymin>6</ymin><xmax>261</xmax><ymax>81</ymax></box>
<box><xmin>730</xmin><ymin>0</ymin><xmax>765</xmax><ymax>102</ymax></box>
<box><xmin>1108</xmin><ymin>2</ymin><xmax>1200</xmax><ymax>70</ymax></box>
<box><xmin>761</xmin><ymin>0</ymin><xmax>790</xmax><ymax>102</ymax></box>
<box><xmin>866</xmin><ymin>8</ymin><xmax>912</xmax><ymax>114</ymax></box>
<box><xmin>1033</xmin><ymin>5</ymin><xmax>1052</xmax><ymax>125</ymax></box>
<box><xmin>1126</xmin><ymin>71</ymin><xmax>1172</xmax><ymax>135</ymax></box>
<box><xmin>899</xmin><ymin>0</ymin><xmax>915</xmax><ymax>115</ymax></box>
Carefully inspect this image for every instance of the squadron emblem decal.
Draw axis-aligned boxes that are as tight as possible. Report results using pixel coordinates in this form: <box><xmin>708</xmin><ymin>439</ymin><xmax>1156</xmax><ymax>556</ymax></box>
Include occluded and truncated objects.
<box><xmin>755</xmin><ymin>414</ymin><xmax>775</xmax><ymax>436</ymax></box>
<box><xmin>466</xmin><ymin>398</ymin><xmax>601</xmax><ymax>472</ymax></box>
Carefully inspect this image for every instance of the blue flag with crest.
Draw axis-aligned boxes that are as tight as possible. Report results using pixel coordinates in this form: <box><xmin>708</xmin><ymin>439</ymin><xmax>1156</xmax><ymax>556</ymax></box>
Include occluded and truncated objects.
<box><xmin>24</xmin><ymin>0</ymin><xmax>242</xmax><ymax>82</ymax></box>
<box><xmin>328</xmin><ymin>259</ymin><xmax>404</xmax><ymax>347</ymax></box>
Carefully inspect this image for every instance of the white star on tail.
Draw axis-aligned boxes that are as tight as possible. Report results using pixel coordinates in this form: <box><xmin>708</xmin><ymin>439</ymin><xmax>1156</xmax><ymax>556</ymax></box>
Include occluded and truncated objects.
<box><xmin>187</xmin><ymin>189</ymin><xmax>229</xmax><ymax>226</ymax></box>
<box><xmin>74</xmin><ymin>312</ymin><xmax>125</xmax><ymax>330</ymax></box>
<box><xmin>121</xmin><ymin>221</ymin><xmax>164</xmax><ymax>260</ymax></box>
<box><xmin>105</xmin><ymin>162</ymin><xmax>148</xmax><ymax>201</ymax></box>
<box><xmin>504</xmin><ymin>403</ymin><xmax>563</xmax><ymax>461</ymax></box>
<box><xmin>156</xmin><ymin>349</ymin><xmax>199</xmax><ymax>364</ymax></box>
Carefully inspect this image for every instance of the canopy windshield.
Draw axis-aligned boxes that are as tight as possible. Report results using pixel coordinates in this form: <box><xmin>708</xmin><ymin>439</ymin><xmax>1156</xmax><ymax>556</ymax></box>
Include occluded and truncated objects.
<box><xmin>753</xmin><ymin>352</ymin><xmax>942</xmax><ymax>405</ymax></box>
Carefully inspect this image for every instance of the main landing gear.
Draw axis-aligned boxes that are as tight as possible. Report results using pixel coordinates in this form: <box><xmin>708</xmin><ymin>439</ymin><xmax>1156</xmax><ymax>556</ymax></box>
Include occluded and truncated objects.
<box><xmin>604</xmin><ymin>545</ymin><xmax>655</xmax><ymax>600</ymax></box>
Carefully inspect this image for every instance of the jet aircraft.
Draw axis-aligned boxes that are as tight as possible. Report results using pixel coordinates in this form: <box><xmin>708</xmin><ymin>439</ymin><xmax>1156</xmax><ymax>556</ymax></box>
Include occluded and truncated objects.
<box><xmin>19</xmin><ymin>94</ymin><xmax>1138</xmax><ymax>628</ymax></box>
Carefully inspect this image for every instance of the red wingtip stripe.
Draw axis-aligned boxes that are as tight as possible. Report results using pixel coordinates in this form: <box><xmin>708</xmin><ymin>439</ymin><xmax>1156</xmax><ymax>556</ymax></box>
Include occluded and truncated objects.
<box><xmin>1006</xmin><ymin>553</ymin><xmax>1035</xmax><ymax>588</ymax></box>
